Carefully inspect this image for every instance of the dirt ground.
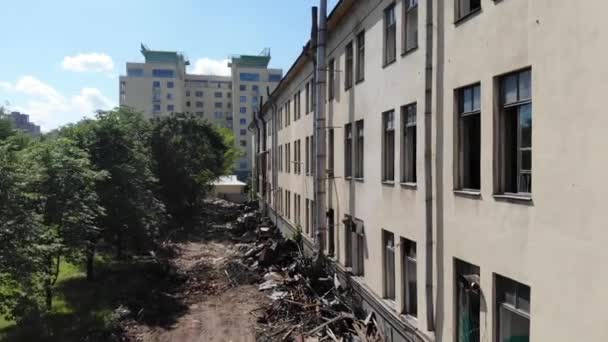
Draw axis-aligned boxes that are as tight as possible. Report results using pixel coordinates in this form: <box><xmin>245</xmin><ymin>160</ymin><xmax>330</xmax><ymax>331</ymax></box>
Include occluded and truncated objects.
<box><xmin>125</xmin><ymin>219</ymin><xmax>268</xmax><ymax>342</ymax></box>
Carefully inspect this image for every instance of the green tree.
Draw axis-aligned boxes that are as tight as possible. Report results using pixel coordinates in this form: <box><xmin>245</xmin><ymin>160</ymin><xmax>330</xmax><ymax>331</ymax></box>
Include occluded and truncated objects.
<box><xmin>18</xmin><ymin>137</ymin><xmax>106</xmax><ymax>309</ymax></box>
<box><xmin>217</xmin><ymin>126</ymin><xmax>242</xmax><ymax>174</ymax></box>
<box><xmin>61</xmin><ymin>108</ymin><xmax>166</xmax><ymax>263</ymax></box>
<box><xmin>150</xmin><ymin>113</ymin><xmax>231</xmax><ymax>230</ymax></box>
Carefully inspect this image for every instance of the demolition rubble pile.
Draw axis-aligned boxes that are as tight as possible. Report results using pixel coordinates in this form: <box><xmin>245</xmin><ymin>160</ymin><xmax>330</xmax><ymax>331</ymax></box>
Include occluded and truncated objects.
<box><xmin>229</xmin><ymin>208</ymin><xmax>384</xmax><ymax>342</ymax></box>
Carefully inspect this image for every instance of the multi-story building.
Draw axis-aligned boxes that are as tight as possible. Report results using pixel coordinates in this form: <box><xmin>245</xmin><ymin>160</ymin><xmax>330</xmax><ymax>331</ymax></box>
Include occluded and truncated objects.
<box><xmin>0</xmin><ymin>111</ymin><xmax>41</xmax><ymax>135</ymax></box>
<box><xmin>252</xmin><ymin>1</ymin><xmax>608</xmax><ymax>342</ymax></box>
<box><xmin>119</xmin><ymin>45</ymin><xmax>282</xmax><ymax>179</ymax></box>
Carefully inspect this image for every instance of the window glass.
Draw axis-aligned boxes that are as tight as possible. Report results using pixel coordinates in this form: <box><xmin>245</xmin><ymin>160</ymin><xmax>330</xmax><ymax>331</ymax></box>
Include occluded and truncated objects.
<box><xmin>240</xmin><ymin>73</ymin><xmax>260</xmax><ymax>82</ymax></box>
<box><xmin>128</xmin><ymin>68</ymin><xmax>144</xmax><ymax>77</ymax></box>
<box><xmin>240</xmin><ymin>96</ymin><xmax>247</xmax><ymax>103</ymax></box>
<box><xmin>152</xmin><ymin>69</ymin><xmax>174</xmax><ymax>78</ymax></box>
<box><xmin>519</xmin><ymin>70</ymin><xmax>532</xmax><ymax>100</ymax></box>
<box><xmin>240</xmin><ymin>85</ymin><xmax>247</xmax><ymax>91</ymax></box>
<box><xmin>472</xmin><ymin>85</ymin><xmax>481</xmax><ymax>111</ymax></box>
<box><xmin>503</xmin><ymin>74</ymin><xmax>518</xmax><ymax>104</ymax></box>
<box><xmin>167</xmin><ymin>81</ymin><xmax>174</xmax><ymax>88</ymax></box>
<box><xmin>269</xmin><ymin>74</ymin><xmax>282</xmax><ymax>82</ymax></box>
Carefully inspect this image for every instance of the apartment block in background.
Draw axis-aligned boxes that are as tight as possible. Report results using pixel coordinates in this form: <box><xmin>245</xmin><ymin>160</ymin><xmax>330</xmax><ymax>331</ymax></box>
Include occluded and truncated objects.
<box><xmin>251</xmin><ymin>1</ymin><xmax>608</xmax><ymax>342</ymax></box>
<box><xmin>0</xmin><ymin>111</ymin><xmax>41</xmax><ymax>135</ymax></box>
<box><xmin>119</xmin><ymin>44</ymin><xmax>282</xmax><ymax>179</ymax></box>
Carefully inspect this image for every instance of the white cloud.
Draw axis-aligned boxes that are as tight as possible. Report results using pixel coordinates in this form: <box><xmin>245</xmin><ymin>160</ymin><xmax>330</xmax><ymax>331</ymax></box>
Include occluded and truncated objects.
<box><xmin>190</xmin><ymin>57</ymin><xmax>231</xmax><ymax>76</ymax></box>
<box><xmin>6</xmin><ymin>76</ymin><xmax>114</xmax><ymax>131</ymax></box>
<box><xmin>61</xmin><ymin>53</ymin><xmax>114</xmax><ymax>73</ymax></box>
<box><xmin>0</xmin><ymin>81</ymin><xmax>12</xmax><ymax>91</ymax></box>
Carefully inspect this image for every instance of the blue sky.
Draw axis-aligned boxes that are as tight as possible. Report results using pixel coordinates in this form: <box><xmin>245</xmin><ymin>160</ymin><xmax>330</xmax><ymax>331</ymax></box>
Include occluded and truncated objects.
<box><xmin>0</xmin><ymin>0</ymin><xmax>338</xmax><ymax>131</ymax></box>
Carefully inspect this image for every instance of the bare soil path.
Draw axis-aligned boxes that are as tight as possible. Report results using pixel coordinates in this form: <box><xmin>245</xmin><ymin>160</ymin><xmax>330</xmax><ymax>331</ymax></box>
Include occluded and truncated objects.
<box><xmin>125</xmin><ymin>204</ymin><xmax>267</xmax><ymax>342</ymax></box>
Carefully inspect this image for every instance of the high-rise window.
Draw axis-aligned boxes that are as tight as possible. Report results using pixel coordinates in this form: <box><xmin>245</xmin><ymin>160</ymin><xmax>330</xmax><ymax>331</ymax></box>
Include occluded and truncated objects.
<box><xmin>215</xmin><ymin>102</ymin><xmax>222</xmax><ymax>108</ymax></box>
<box><xmin>186</xmin><ymin>90</ymin><xmax>191</xmax><ymax>97</ymax></box>
<box><xmin>499</xmin><ymin>69</ymin><xmax>532</xmax><ymax>195</ymax></box>
<box><xmin>495</xmin><ymin>274</ymin><xmax>530</xmax><ymax>342</ymax></box>
<box><xmin>240</xmin><ymin>96</ymin><xmax>247</xmax><ymax>103</ymax></box>
<box><xmin>456</xmin><ymin>0</ymin><xmax>481</xmax><ymax>22</ymax></box>
<box><xmin>355</xmin><ymin>120</ymin><xmax>364</xmax><ymax>178</ymax></box>
<box><xmin>383</xmin><ymin>231</ymin><xmax>396</xmax><ymax>300</ymax></box>
<box><xmin>457</xmin><ymin>84</ymin><xmax>481</xmax><ymax>190</ymax></box>
<box><xmin>345</xmin><ymin>41</ymin><xmax>354</xmax><ymax>89</ymax></box>
<box><xmin>401</xmin><ymin>104</ymin><xmax>417</xmax><ymax>183</ymax></box>
<box><xmin>240</xmin><ymin>107</ymin><xmax>247</xmax><ymax>114</ymax></box>
<box><xmin>402</xmin><ymin>238</ymin><xmax>417</xmax><ymax>317</ymax></box>
<box><xmin>455</xmin><ymin>259</ymin><xmax>480</xmax><ymax>342</ymax></box>
<box><xmin>153</xmin><ymin>81</ymin><xmax>161</xmax><ymax>88</ymax></box>
<box><xmin>252</xmin><ymin>85</ymin><xmax>259</xmax><ymax>93</ymax></box>
<box><xmin>382</xmin><ymin>110</ymin><xmax>395</xmax><ymax>182</ymax></box>
<box><xmin>152</xmin><ymin>69</ymin><xmax>174</xmax><ymax>78</ymax></box>
<box><xmin>404</xmin><ymin>0</ymin><xmax>418</xmax><ymax>52</ymax></box>
<box><xmin>214</xmin><ymin>92</ymin><xmax>222</xmax><ymax>98</ymax></box>
<box><xmin>167</xmin><ymin>81</ymin><xmax>174</xmax><ymax>88</ymax></box>
<box><xmin>384</xmin><ymin>4</ymin><xmax>397</xmax><ymax>65</ymax></box>
<box><xmin>240</xmin><ymin>129</ymin><xmax>246</xmax><ymax>136</ymax></box>
<box><xmin>345</xmin><ymin>123</ymin><xmax>353</xmax><ymax>178</ymax></box>
<box><xmin>356</xmin><ymin>31</ymin><xmax>365</xmax><ymax>82</ymax></box>
<box><xmin>167</xmin><ymin>104</ymin><xmax>174</xmax><ymax>111</ymax></box>
<box><xmin>167</xmin><ymin>93</ymin><xmax>173</xmax><ymax>100</ymax></box>
<box><xmin>240</xmin><ymin>73</ymin><xmax>260</xmax><ymax>82</ymax></box>
<box><xmin>240</xmin><ymin>118</ymin><xmax>247</xmax><ymax>125</ymax></box>
<box><xmin>328</xmin><ymin>59</ymin><xmax>335</xmax><ymax>100</ymax></box>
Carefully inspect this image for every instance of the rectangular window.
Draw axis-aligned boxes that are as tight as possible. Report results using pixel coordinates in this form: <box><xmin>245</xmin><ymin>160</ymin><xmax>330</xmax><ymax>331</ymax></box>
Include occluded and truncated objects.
<box><xmin>195</xmin><ymin>91</ymin><xmax>203</xmax><ymax>97</ymax></box>
<box><xmin>186</xmin><ymin>101</ymin><xmax>191</xmax><ymax>107</ymax></box>
<box><xmin>355</xmin><ymin>120</ymin><xmax>364</xmax><ymax>179</ymax></box>
<box><xmin>153</xmin><ymin>104</ymin><xmax>161</xmax><ymax>112</ymax></box>
<box><xmin>215</xmin><ymin>102</ymin><xmax>222</xmax><ymax>108</ymax></box>
<box><xmin>240</xmin><ymin>85</ymin><xmax>247</xmax><ymax>91</ymax></box>
<box><xmin>495</xmin><ymin>274</ymin><xmax>530</xmax><ymax>342</ymax></box>
<box><xmin>456</xmin><ymin>0</ymin><xmax>481</xmax><ymax>21</ymax></box>
<box><xmin>383</xmin><ymin>231</ymin><xmax>396</xmax><ymax>300</ymax></box>
<box><xmin>457</xmin><ymin>84</ymin><xmax>481</xmax><ymax>190</ymax></box>
<box><xmin>345</xmin><ymin>41</ymin><xmax>354</xmax><ymax>89</ymax></box>
<box><xmin>214</xmin><ymin>92</ymin><xmax>222</xmax><ymax>98</ymax></box>
<box><xmin>167</xmin><ymin>93</ymin><xmax>173</xmax><ymax>100</ymax></box>
<box><xmin>328</xmin><ymin>59</ymin><xmax>335</xmax><ymax>100</ymax></box>
<box><xmin>252</xmin><ymin>85</ymin><xmax>259</xmax><ymax>93</ymax></box>
<box><xmin>295</xmin><ymin>140</ymin><xmax>300</xmax><ymax>174</ymax></box>
<box><xmin>328</xmin><ymin>128</ymin><xmax>334</xmax><ymax>175</ymax></box>
<box><xmin>404</xmin><ymin>0</ymin><xmax>418</xmax><ymax>52</ymax></box>
<box><xmin>285</xmin><ymin>100</ymin><xmax>291</xmax><ymax>126</ymax></box>
<box><xmin>401</xmin><ymin>104</ymin><xmax>417</xmax><ymax>183</ymax></box>
<box><xmin>153</xmin><ymin>81</ymin><xmax>161</xmax><ymax>88</ymax></box>
<box><xmin>167</xmin><ymin>104</ymin><xmax>174</xmax><ymax>111</ymax></box>
<box><xmin>305</xmin><ymin>136</ymin><xmax>310</xmax><ymax>174</ymax></box>
<box><xmin>240</xmin><ymin>96</ymin><xmax>247</xmax><ymax>103</ymax></box>
<box><xmin>455</xmin><ymin>259</ymin><xmax>480</xmax><ymax>342</ymax></box>
<box><xmin>278</xmin><ymin>108</ymin><xmax>283</xmax><ymax>129</ymax></box>
<box><xmin>240</xmin><ymin>118</ymin><xmax>247</xmax><ymax>125</ymax></box>
<box><xmin>152</xmin><ymin>69</ymin><xmax>175</xmax><ymax>78</ymax></box>
<box><xmin>309</xmin><ymin>135</ymin><xmax>314</xmax><ymax>175</ymax></box>
<box><xmin>127</xmin><ymin>68</ymin><xmax>144</xmax><ymax>77</ymax></box>
<box><xmin>305</xmin><ymin>199</ymin><xmax>310</xmax><ymax>234</ymax></box>
<box><xmin>305</xmin><ymin>81</ymin><xmax>310</xmax><ymax>114</ymax></box>
<box><xmin>240</xmin><ymin>73</ymin><xmax>260</xmax><ymax>82</ymax></box>
<box><xmin>382</xmin><ymin>110</ymin><xmax>395</xmax><ymax>181</ymax></box>
<box><xmin>279</xmin><ymin>145</ymin><xmax>283</xmax><ymax>172</ymax></box>
<box><xmin>286</xmin><ymin>143</ymin><xmax>290</xmax><ymax>173</ymax></box>
<box><xmin>384</xmin><ymin>4</ymin><xmax>397</xmax><ymax>65</ymax></box>
<box><xmin>214</xmin><ymin>112</ymin><xmax>223</xmax><ymax>119</ymax></box>
<box><xmin>167</xmin><ymin>81</ymin><xmax>174</xmax><ymax>88</ymax></box>
<box><xmin>240</xmin><ymin>107</ymin><xmax>247</xmax><ymax>114</ymax></box>
<box><xmin>296</xmin><ymin>90</ymin><xmax>301</xmax><ymax>120</ymax></box>
<box><xmin>186</xmin><ymin>91</ymin><xmax>190</xmax><ymax>97</ymax></box>
<box><xmin>240</xmin><ymin>129</ymin><xmax>247</xmax><ymax>136</ymax></box>
<box><xmin>269</xmin><ymin>74</ymin><xmax>282</xmax><ymax>82</ymax></box>
<box><xmin>402</xmin><ymin>238</ymin><xmax>417</xmax><ymax>317</ymax></box>
<box><xmin>345</xmin><ymin>123</ymin><xmax>353</xmax><ymax>178</ymax></box>
<box><xmin>499</xmin><ymin>69</ymin><xmax>532</xmax><ymax>195</ymax></box>
<box><xmin>356</xmin><ymin>31</ymin><xmax>365</xmax><ymax>82</ymax></box>
<box><xmin>347</xmin><ymin>219</ymin><xmax>365</xmax><ymax>276</ymax></box>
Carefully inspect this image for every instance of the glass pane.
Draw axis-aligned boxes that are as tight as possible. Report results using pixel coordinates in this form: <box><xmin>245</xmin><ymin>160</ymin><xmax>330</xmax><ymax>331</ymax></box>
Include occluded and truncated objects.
<box><xmin>499</xmin><ymin>306</ymin><xmax>530</xmax><ymax>342</ymax></box>
<box><xmin>520</xmin><ymin>150</ymin><xmax>531</xmax><ymax>171</ymax></box>
<box><xmin>407</xmin><ymin>259</ymin><xmax>417</xmax><ymax>316</ymax></box>
<box><xmin>473</xmin><ymin>85</ymin><xmax>481</xmax><ymax>111</ymax></box>
<box><xmin>503</xmin><ymin>74</ymin><xmax>518</xmax><ymax>105</ymax></box>
<box><xmin>519</xmin><ymin>104</ymin><xmax>532</xmax><ymax>148</ymax></box>
<box><xmin>519</xmin><ymin>70</ymin><xmax>531</xmax><ymax>101</ymax></box>
<box><xmin>463</xmin><ymin>88</ymin><xmax>473</xmax><ymax>113</ymax></box>
<box><xmin>519</xmin><ymin>173</ymin><xmax>532</xmax><ymax>193</ymax></box>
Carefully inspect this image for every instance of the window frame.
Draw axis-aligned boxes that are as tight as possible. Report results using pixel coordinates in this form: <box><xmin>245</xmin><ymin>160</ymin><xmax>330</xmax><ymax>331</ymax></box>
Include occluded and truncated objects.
<box><xmin>401</xmin><ymin>103</ymin><xmax>417</xmax><ymax>184</ymax></box>
<box><xmin>328</xmin><ymin>58</ymin><xmax>335</xmax><ymax>100</ymax></box>
<box><xmin>382</xmin><ymin>110</ymin><xmax>396</xmax><ymax>182</ymax></box>
<box><xmin>496</xmin><ymin>68</ymin><xmax>532</xmax><ymax>197</ymax></box>
<box><xmin>403</xmin><ymin>0</ymin><xmax>419</xmax><ymax>54</ymax></box>
<box><xmin>402</xmin><ymin>238</ymin><xmax>417</xmax><ymax>317</ymax></box>
<box><xmin>345</xmin><ymin>123</ymin><xmax>353</xmax><ymax>178</ymax></box>
<box><xmin>356</xmin><ymin>30</ymin><xmax>365</xmax><ymax>83</ymax></box>
<box><xmin>456</xmin><ymin>83</ymin><xmax>481</xmax><ymax>192</ymax></box>
<box><xmin>345</xmin><ymin>41</ymin><xmax>354</xmax><ymax>90</ymax></box>
<box><xmin>494</xmin><ymin>274</ymin><xmax>531</xmax><ymax>342</ymax></box>
<box><xmin>355</xmin><ymin>120</ymin><xmax>365</xmax><ymax>179</ymax></box>
<box><xmin>383</xmin><ymin>3</ymin><xmax>397</xmax><ymax>66</ymax></box>
<box><xmin>455</xmin><ymin>0</ymin><xmax>482</xmax><ymax>24</ymax></box>
<box><xmin>383</xmin><ymin>230</ymin><xmax>396</xmax><ymax>300</ymax></box>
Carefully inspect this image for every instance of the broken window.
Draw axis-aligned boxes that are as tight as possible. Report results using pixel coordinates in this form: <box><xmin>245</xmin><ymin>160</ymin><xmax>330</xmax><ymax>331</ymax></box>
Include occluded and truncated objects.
<box><xmin>404</xmin><ymin>0</ymin><xmax>418</xmax><ymax>52</ymax></box>
<box><xmin>345</xmin><ymin>41</ymin><xmax>354</xmax><ymax>89</ymax></box>
<box><xmin>455</xmin><ymin>259</ymin><xmax>480</xmax><ymax>342</ymax></box>
<box><xmin>328</xmin><ymin>59</ymin><xmax>335</xmax><ymax>100</ymax></box>
<box><xmin>496</xmin><ymin>274</ymin><xmax>530</xmax><ymax>342</ymax></box>
<box><xmin>356</xmin><ymin>31</ymin><xmax>365</xmax><ymax>82</ymax></box>
<box><xmin>456</xmin><ymin>0</ymin><xmax>481</xmax><ymax>21</ymax></box>
<box><xmin>457</xmin><ymin>84</ymin><xmax>481</xmax><ymax>190</ymax></box>
<box><xmin>401</xmin><ymin>104</ymin><xmax>417</xmax><ymax>183</ymax></box>
<box><xmin>499</xmin><ymin>69</ymin><xmax>532</xmax><ymax>195</ymax></box>
<box><xmin>345</xmin><ymin>123</ymin><xmax>353</xmax><ymax>178</ymax></box>
<box><xmin>384</xmin><ymin>4</ymin><xmax>396</xmax><ymax>65</ymax></box>
<box><xmin>402</xmin><ymin>238</ymin><xmax>417</xmax><ymax>317</ymax></box>
<box><xmin>383</xmin><ymin>110</ymin><xmax>395</xmax><ymax>181</ymax></box>
<box><xmin>355</xmin><ymin>120</ymin><xmax>364</xmax><ymax>179</ymax></box>
<box><xmin>383</xmin><ymin>231</ymin><xmax>396</xmax><ymax>300</ymax></box>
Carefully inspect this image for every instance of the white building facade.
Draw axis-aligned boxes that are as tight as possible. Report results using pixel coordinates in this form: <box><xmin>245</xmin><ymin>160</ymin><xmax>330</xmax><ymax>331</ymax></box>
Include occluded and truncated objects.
<box><xmin>119</xmin><ymin>45</ymin><xmax>282</xmax><ymax>179</ymax></box>
<box><xmin>252</xmin><ymin>1</ymin><xmax>608</xmax><ymax>342</ymax></box>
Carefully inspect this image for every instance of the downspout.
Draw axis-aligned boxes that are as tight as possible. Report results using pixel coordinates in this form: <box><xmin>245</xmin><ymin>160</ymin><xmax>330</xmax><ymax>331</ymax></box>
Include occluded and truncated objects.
<box><xmin>424</xmin><ymin>0</ymin><xmax>436</xmax><ymax>331</ymax></box>
<box><xmin>256</xmin><ymin>96</ymin><xmax>267</xmax><ymax>202</ymax></box>
<box><xmin>250</xmin><ymin>111</ymin><xmax>261</xmax><ymax>201</ymax></box>
<box><xmin>314</xmin><ymin>0</ymin><xmax>327</xmax><ymax>254</ymax></box>
<box><xmin>267</xmin><ymin>87</ymin><xmax>279</xmax><ymax>224</ymax></box>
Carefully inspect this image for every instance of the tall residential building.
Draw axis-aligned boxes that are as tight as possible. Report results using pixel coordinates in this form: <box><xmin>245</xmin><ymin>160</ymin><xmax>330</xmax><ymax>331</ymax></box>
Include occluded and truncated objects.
<box><xmin>119</xmin><ymin>45</ymin><xmax>282</xmax><ymax>179</ymax></box>
<box><xmin>252</xmin><ymin>1</ymin><xmax>608</xmax><ymax>342</ymax></box>
<box><xmin>0</xmin><ymin>111</ymin><xmax>41</xmax><ymax>135</ymax></box>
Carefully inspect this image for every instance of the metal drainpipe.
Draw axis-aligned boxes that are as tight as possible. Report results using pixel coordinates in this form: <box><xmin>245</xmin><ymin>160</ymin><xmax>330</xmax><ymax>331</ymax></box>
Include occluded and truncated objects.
<box><xmin>314</xmin><ymin>0</ymin><xmax>327</xmax><ymax>254</ymax></box>
<box><xmin>256</xmin><ymin>96</ymin><xmax>267</xmax><ymax>204</ymax></box>
<box><xmin>266</xmin><ymin>87</ymin><xmax>279</xmax><ymax>224</ymax></box>
<box><xmin>424</xmin><ymin>0</ymin><xmax>436</xmax><ymax>331</ymax></box>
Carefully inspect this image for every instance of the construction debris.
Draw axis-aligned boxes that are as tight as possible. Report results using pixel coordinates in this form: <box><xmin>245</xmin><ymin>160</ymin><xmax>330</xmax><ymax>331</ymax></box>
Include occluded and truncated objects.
<box><xmin>228</xmin><ymin>206</ymin><xmax>385</xmax><ymax>342</ymax></box>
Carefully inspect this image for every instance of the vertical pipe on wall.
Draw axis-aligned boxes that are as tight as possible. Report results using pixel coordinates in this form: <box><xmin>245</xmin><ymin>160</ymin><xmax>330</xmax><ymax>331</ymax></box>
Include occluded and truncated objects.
<box><xmin>314</xmin><ymin>0</ymin><xmax>327</xmax><ymax>254</ymax></box>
